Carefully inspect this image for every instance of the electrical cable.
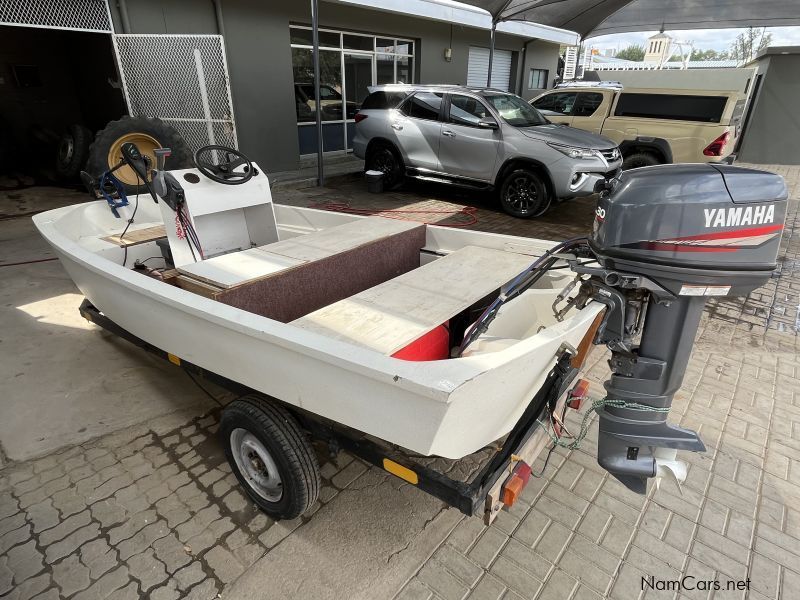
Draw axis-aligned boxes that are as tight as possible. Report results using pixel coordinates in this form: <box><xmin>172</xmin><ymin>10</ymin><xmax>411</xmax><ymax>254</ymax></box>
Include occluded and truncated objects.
<box><xmin>120</xmin><ymin>174</ymin><xmax>141</xmax><ymax>267</ymax></box>
<box><xmin>185</xmin><ymin>370</ymin><xmax>225</xmax><ymax>408</ymax></box>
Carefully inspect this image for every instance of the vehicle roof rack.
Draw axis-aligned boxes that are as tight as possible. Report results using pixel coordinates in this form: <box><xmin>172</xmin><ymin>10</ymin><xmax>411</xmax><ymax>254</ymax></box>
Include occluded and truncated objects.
<box><xmin>555</xmin><ymin>81</ymin><xmax>623</xmax><ymax>89</ymax></box>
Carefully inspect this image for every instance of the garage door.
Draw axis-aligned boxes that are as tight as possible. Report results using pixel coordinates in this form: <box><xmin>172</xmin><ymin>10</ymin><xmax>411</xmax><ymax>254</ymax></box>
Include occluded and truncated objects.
<box><xmin>467</xmin><ymin>47</ymin><xmax>512</xmax><ymax>91</ymax></box>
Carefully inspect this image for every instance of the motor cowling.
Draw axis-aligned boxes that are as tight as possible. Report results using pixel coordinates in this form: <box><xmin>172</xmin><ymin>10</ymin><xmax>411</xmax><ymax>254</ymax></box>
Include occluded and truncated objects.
<box><xmin>591</xmin><ymin>164</ymin><xmax>787</xmax><ymax>296</ymax></box>
<box><xmin>582</xmin><ymin>164</ymin><xmax>787</xmax><ymax>494</ymax></box>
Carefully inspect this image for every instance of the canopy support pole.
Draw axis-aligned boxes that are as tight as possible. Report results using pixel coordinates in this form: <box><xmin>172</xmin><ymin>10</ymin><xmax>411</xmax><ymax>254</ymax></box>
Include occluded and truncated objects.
<box><xmin>487</xmin><ymin>21</ymin><xmax>496</xmax><ymax>87</ymax></box>
<box><xmin>311</xmin><ymin>0</ymin><xmax>324</xmax><ymax>186</ymax></box>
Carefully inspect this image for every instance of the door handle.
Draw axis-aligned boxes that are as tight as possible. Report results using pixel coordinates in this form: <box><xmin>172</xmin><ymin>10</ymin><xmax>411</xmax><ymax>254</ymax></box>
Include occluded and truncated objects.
<box><xmin>391</xmin><ymin>123</ymin><xmax>403</xmax><ymax>130</ymax></box>
<box><xmin>442</xmin><ymin>130</ymin><xmax>456</xmax><ymax>137</ymax></box>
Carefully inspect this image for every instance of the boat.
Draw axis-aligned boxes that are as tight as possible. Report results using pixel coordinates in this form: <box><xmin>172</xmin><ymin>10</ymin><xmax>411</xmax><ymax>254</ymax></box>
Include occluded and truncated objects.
<box><xmin>33</xmin><ymin>149</ymin><xmax>603</xmax><ymax>461</ymax></box>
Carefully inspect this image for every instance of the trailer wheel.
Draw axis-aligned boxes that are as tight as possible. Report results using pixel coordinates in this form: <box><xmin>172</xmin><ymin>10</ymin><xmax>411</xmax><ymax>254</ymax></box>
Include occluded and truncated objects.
<box><xmin>85</xmin><ymin>116</ymin><xmax>193</xmax><ymax>195</ymax></box>
<box><xmin>220</xmin><ymin>395</ymin><xmax>320</xmax><ymax>520</ymax></box>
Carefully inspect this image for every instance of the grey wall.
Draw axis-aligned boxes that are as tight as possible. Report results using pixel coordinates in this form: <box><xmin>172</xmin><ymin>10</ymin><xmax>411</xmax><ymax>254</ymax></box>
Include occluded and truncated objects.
<box><xmin>738</xmin><ymin>54</ymin><xmax>800</xmax><ymax>165</ymax></box>
<box><xmin>520</xmin><ymin>40</ymin><xmax>560</xmax><ymax>100</ymax></box>
<box><xmin>108</xmin><ymin>0</ymin><xmax>559</xmax><ymax>172</ymax></box>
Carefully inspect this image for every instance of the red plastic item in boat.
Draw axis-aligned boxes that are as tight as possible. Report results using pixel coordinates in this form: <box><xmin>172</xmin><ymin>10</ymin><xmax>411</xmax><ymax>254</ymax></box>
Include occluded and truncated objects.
<box><xmin>392</xmin><ymin>323</ymin><xmax>450</xmax><ymax>361</ymax></box>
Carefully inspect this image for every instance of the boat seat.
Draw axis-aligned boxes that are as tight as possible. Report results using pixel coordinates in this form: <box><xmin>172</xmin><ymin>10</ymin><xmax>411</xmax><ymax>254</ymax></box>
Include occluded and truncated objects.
<box><xmin>291</xmin><ymin>245</ymin><xmax>534</xmax><ymax>356</ymax></box>
<box><xmin>176</xmin><ymin>216</ymin><xmax>428</xmax><ymax>323</ymax></box>
<box><xmin>177</xmin><ymin>217</ymin><xmax>424</xmax><ymax>289</ymax></box>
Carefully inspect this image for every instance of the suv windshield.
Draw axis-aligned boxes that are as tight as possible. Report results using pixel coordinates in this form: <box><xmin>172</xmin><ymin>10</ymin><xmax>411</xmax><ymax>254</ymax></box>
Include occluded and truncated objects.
<box><xmin>484</xmin><ymin>94</ymin><xmax>549</xmax><ymax>127</ymax></box>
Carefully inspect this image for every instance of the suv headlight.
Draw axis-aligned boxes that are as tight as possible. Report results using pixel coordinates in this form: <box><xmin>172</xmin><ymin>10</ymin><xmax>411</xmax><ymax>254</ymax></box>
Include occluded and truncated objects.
<box><xmin>547</xmin><ymin>142</ymin><xmax>598</xmax><ymax>160</ymax></box>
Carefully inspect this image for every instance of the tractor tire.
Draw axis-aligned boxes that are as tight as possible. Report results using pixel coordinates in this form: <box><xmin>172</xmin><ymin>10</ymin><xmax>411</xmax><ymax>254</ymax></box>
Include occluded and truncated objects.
<box><xmin>221</xmin><ymin>395</ymin><xmax>321</xmax><ymax>520</ymax></box>
<box><xmin>621</xmin><ymin>151</ymin><xmax>661</xmax><ymax>171</ymax></box>
<box><xmin>85</xmin><ymin>116</ymin><xmax>193</xmax><ymax>195</ymax></box>
<box><xmin>56</xmin><ymin>124</ymin><xmax>93</xmax><ymax>179</ymax></box>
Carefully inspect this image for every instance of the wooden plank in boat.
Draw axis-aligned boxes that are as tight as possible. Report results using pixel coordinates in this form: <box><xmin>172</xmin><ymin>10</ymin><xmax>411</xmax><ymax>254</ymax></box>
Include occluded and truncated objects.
<box><xmin>101</xmin><ymin>224</ymin><xmax>167</xmax><ymax>247</ymax></box>
<box><xmin>292</xmin><ymin>245</ymin><xmax>533</xmax><ymax>355</ymax></box>
<box><xmin>174</xmin><ymin>275</ymin><xmax>223</xmax><ymax>299</ymax></box>
<box><xmin>176</xmin><ymin>248</ymin><xmax>306</xmax><ymax>289</ymax></box>
<box><xmin>259</xmin><ymin>217</ymin><xmax>423</xmax><ymax>262</ymax></box>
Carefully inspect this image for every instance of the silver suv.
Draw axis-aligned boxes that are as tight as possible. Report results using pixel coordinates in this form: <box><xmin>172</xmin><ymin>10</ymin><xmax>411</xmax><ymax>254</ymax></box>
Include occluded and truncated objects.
<box><xmin>353</xmin><ymin>85</ymin><xmax>622</xmax><ymax>218</ymax></box>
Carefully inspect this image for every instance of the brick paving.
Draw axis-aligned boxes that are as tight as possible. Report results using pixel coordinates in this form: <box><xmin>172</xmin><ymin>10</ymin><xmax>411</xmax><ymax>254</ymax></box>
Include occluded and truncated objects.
<box><xmin>1</xmin><ymin>164</ymin><xmax>798</xmax><ymax>599</ymax></box>
<box><xmin>0</xmin><ymin>408</ymin><xmax>363</xmax><ymax>599</ymax></box>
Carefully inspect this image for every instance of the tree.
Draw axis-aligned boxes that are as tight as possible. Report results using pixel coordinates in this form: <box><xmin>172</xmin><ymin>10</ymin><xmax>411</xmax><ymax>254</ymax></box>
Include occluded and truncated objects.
<box><xmin>729</xmin><ymin>27</ymin><xmax>772</xmax><ymax>63</ymax></box>
<box><xmin>615</xmin><ymin>45</ymin><xmax>645</xmax><ymax>61</ymax></box>
<box><xmin>690</xmin><ymin>48</ymin><xmax>726</xmax><ymax>61</ymax></box>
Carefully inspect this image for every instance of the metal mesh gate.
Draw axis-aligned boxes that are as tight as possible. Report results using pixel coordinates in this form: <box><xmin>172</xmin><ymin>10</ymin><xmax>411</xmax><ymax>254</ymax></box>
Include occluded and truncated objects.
<box><xmin>0</xmin><ymin>0</ymin><xmax>112</xmax><ymax>33</ymax></box>
<box><xmin>113</xmin><ymin>34</ymin><xmax>238</xmax><ymax>152</ymax></box>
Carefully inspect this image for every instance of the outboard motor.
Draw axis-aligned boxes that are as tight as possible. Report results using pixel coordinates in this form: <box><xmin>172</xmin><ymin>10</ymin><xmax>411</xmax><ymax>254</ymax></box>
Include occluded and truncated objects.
<box><xmin>579</xmin><ymin>164</ymin><xmax>787</xmax><ymax>492</ymax></box>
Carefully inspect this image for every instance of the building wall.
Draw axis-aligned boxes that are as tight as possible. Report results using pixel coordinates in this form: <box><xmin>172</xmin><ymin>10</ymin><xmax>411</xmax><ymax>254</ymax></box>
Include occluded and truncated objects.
<box><xmin>108</xmin><ymin>0</ymin><xmax>559</xmax><ymax>172</ymax></box>
<box><xmin>738</xmin><ymin>54</ymin><xmax>800</xmax><ymax>165</ymax></box>
<box><xmin>520</xmin><ymin>40</ymin><xmax>560</xmax><ymax>100</ymax></box>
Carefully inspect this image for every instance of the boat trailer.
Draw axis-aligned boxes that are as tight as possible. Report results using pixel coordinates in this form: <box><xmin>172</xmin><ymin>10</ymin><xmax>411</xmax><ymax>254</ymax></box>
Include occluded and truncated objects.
<box><xmin>79</xmin><ymin>299</ymin><xmax>589</xmax><ymax>524</ymax></box>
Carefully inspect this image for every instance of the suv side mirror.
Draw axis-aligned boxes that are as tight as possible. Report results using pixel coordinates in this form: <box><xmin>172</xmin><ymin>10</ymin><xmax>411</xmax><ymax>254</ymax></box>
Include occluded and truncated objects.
<box><xmin>478</xmin><ymin>117</ymin><xmax>498</xmax><ymax>130</ymax></box>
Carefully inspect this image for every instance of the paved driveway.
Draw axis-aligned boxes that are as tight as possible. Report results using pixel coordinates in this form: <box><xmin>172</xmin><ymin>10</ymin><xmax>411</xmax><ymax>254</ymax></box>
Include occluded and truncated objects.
<box><xmin>1</xmin><ymin>164</ymin><xmax>798</xmax><ymax>600</ymax></box>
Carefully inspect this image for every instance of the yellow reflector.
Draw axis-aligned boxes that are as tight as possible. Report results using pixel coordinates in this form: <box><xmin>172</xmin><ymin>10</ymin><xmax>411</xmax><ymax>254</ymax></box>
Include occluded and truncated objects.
<box><xmin>383</xmin><ymin>459</ymin><xmax>418</xmax><ymax>485</ymax></box>
<box><xmin>167</xmin><ymin>353</ymin><xmax>181</xmax><ymax>366</ymax></box>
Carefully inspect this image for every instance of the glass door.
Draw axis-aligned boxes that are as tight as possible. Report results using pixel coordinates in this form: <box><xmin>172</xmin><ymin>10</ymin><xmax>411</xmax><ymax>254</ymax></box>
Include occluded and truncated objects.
<box><xmin>343</xmin><ymin>52</ymin><xmax>374</xmax><ymax>149</ymax></box>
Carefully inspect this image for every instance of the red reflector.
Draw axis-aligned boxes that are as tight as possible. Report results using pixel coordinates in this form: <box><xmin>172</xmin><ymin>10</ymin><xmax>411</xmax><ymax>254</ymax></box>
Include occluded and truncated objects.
<box><xmin>391</xmin><ymin>323</ymin><xmax>450</xmax><ymax>361</ymax></box>
<box><xmin>354</xmin><ymin>113</ymin><xmax>368</xmax><ymax>123</ymax></box>
<box><xmin>501</xmin><ymin>462</ymin><xmax>532</xmax><ymax>507</ymax></box>
<box><xmin>567</xmin><ymin>378</ymin><xmax>590</xmax><ymax>410</ymax></box>
<box><xmin>703</xmin><ymin>131</ymin><xmax>730</xmax><ymax>157</ymax></box>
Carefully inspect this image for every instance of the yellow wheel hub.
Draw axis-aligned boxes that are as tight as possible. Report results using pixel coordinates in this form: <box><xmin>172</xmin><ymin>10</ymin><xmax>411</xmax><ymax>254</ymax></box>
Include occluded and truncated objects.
<box><xmin>107</xmin><ymin>133</ymin><xmax>161</xmax><ymax>186</ymax></box>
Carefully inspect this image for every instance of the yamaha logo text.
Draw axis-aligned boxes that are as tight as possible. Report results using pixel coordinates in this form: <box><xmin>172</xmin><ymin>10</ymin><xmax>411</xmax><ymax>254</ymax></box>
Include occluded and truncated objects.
<box><xmin>703</xmin><ymin>205</ymin><xmax>775</xmax><ymax>228</ymax></box>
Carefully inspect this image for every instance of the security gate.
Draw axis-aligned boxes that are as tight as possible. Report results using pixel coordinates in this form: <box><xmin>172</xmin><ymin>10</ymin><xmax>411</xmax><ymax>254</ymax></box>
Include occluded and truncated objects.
<box><xmin>0</xmin><ymin>0</ymin><xmax>112</xmax><ymax>32</ymax></box>
<box><xmin>113</xmin><ymin>34</ymin><xmax>238</xmax><ymax>151</ymax></box>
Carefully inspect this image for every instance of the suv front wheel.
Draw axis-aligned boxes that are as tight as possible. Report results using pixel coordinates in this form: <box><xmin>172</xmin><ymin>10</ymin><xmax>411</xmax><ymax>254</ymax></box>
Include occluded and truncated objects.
<box><xmin>499</xmin><ymin>169</ymin><xmax>550</xmax><ymax>218</ymax></box>
<box><xmin>365</xmin><ymin>143</ymin><xmax>403</xmax><ymax>189</ymax></box>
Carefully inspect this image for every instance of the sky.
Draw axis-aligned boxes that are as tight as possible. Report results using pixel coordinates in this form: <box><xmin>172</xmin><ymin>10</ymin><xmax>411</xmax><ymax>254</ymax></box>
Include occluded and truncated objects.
<box><xmin>589</xmin><ymin>26</ymin><xmax>800</xmax><ymax>54</ymax></box>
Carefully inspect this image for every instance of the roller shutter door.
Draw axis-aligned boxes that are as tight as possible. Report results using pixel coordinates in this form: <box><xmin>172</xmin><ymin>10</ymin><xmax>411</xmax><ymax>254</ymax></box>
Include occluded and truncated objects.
<box><xmin>467</xmin><ymin>47</ymin><xmax>512</xmax><ymax>91</ymax></box>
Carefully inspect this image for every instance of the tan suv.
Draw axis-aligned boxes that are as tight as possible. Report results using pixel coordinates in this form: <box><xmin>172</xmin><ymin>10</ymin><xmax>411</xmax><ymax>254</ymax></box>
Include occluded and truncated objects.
<box><xmin>531</xmin><ymin>84</ymin><xmax>746</xmax><ymax>169</ymax></box>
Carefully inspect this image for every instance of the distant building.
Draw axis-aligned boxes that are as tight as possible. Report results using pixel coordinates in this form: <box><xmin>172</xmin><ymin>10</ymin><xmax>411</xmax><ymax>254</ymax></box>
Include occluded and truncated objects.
<box><xmin>644</xmin><ymin>32</ymin><xmax>672</xmax><ymax>65</ymax></box>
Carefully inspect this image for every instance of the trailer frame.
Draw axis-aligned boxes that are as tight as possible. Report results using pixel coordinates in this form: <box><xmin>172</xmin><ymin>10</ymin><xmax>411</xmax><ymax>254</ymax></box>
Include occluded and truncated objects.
<box><xmin>79</xmin><ymin>298</ymin><xmax>581</xmax><ymax>523</ymax></box>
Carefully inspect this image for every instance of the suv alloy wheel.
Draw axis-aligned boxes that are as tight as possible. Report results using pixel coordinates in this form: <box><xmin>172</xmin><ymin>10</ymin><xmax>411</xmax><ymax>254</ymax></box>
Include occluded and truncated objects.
<box><xmin>499</xmin><ymin>169</ymin><xmax>549</xmax><ymax>218</ymax></box>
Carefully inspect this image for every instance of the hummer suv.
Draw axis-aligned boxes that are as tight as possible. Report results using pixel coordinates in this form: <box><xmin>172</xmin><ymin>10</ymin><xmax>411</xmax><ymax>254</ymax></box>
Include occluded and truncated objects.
<box><xmin>353</xmin><ymin>85</ymin><xmax>622</xmax><ymax>218</ymax></box>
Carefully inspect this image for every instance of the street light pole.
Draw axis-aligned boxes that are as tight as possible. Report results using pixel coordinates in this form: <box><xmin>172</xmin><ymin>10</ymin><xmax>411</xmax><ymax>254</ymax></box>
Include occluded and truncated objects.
<box><xmin>311</xmin><ymin>0</ymin><xmax>324</xmax><ymax>186</ymax></box>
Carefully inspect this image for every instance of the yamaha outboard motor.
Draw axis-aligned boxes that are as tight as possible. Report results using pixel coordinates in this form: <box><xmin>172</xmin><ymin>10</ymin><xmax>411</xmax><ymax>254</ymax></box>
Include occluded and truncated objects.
<box><xmin>580</xmin><ymin>164</ymin><xmax>787</xmax><ymax>493</ymax></box>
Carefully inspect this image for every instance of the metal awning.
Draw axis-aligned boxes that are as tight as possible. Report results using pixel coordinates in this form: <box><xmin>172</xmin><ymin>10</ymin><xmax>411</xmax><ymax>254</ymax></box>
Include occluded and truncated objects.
<box><xmin>457</xmin><ymin>0</ymin><xmax>800</xmax><ymax>38</ymax></box>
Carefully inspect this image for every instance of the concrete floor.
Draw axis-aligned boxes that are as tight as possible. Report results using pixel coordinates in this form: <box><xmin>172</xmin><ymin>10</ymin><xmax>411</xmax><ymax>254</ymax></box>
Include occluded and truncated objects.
<box><xmin>0</xmin><ymin>192</ymin><xmax>217</xmax><ymax>462</ymax></box>
<box><xmin>1</xmin><ymin>165</ymin><xmax>799</xmax><ymax>600</ymax></box>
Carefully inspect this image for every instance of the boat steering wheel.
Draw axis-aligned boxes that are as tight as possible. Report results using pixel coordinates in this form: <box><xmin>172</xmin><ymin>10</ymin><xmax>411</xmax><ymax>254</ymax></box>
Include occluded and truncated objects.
<box><xmin>194</xmin><ymin>145</ymin><xmax>255</xmax><ymax>185</ymax></box>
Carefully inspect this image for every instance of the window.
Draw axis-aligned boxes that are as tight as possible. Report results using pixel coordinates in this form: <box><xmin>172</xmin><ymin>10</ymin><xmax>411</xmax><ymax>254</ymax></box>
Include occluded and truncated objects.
<box><xmin>528</xmin><ymin>68</ymin><xmax>548</xmax><ymax>90</ymax></box>
<box><xmin>484</xmin><ymin>94</ymin><xmax>548</xmax><ymax>127</ymax></box>
<box><xmin>532</xmin><ymin>91</ymin><xmax>577</xmax><ymax>116</ymax></box>
<box><xmin>614</xmin><ymin>93</ymin><xmax>728</xmax><ymax>123</ymax></box>
<box><xmin>401</xmin><ymin>92</ymin><xmax>443</xmax><ymax>121</ymax></box>
<box><xmin>361</xmin><ymin>91</ymin><xmax>409</xmax><ymax>110</ymax></box>
<box><xmin>292</xmin><ymin>48</ymin><xmax>342</xmax><ymax>122</ymax></box>
<box><xmin>448</xmin><ymin>94</ymin><xmax>491</xmax><ymax>127</ymax></box>
<box><xmin>290</xmin><ymin>25</ymin><xmax>416</xmax><ymax>154</ymax></box>
<box><xmin>573</xmin><ymin>92</ymin><xmax>603</xmax><ymax>117</ymax></box>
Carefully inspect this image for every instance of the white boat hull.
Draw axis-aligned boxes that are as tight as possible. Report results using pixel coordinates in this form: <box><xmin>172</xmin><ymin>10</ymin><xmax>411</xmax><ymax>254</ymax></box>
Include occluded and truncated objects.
<box><xmin>34</xmin><ymin>179</ymin><xmax>602</xmax><ymax>459</ymax></box>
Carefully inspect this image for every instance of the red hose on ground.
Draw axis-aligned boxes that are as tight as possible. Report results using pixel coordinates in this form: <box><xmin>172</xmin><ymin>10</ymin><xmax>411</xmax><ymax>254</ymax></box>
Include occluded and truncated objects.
<box><xmin>308</xmin><ymin>201</ymin><xmax>479</xmax><ymax>228</ymax></box>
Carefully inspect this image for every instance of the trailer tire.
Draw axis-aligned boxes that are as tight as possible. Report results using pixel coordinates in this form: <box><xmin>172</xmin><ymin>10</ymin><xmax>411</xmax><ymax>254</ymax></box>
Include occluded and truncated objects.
<box><xmin>220</xmin><ymin>395</ymin><xmax>320</xmax><ymax>520</ymax></box>
<box><xmin>86</xmin><ymin>116</ymin><xmax>193</xmax><ymax>195</ymax></box>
